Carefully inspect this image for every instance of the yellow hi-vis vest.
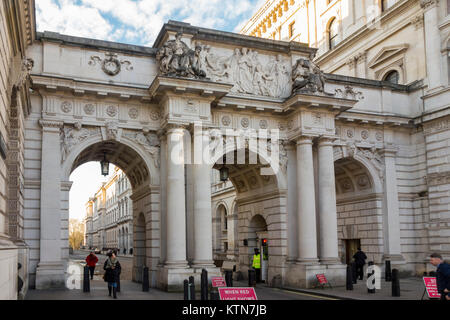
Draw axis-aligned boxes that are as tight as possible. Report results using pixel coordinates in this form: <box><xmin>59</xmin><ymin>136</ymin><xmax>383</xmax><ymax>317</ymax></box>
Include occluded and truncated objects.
<box><xmin>252</xmin><ymin>254</ymin><xmax>261</xmax><ymax>269</ymax></box>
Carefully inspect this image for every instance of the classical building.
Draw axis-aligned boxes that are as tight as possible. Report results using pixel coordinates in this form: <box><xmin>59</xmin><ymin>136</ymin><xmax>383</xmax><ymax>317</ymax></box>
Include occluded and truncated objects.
<box><xmin>210</xmin><ymin>0</ymin><xmax>450</xmax><ymax>281</ymax></box>
<box><xmin>84</xmin><ymin>167</ymin><xmax>133</xmax><ymax>254</ymax></box>
<box><xmin>0</xmin><ymin>0</ymin><xmax>35</xmax><ymax>300</ymax></box>
<box><xmin>0</xmin><ymin>0</ymin><xmax>448</xmax><ymax>297</ymax></box>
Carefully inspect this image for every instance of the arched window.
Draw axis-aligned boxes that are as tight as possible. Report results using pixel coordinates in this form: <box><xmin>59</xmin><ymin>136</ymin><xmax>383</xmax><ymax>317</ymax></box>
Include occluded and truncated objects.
<box><xmin>328</xmin><ymin>18</ymin><xmax>339</xmax><ymax>50</ymax></box>
<box><xmin>383</xmin><ymin>70</ymin><xmax>400</xmax><ymax>84</ymax></box>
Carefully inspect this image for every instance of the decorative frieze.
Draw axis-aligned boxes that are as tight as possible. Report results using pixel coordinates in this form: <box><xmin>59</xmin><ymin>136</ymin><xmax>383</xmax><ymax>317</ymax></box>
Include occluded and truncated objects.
<box><xmin>60</xmin><ymin>123</ymin><xmax>101</xmax><ymax>162</ymax></box>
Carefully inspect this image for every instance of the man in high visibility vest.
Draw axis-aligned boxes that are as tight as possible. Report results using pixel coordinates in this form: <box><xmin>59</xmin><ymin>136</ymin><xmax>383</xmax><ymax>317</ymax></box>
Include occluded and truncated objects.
<box><xmin>252</xmin><ymin>248</ymin><xmax>261</xmax><ymax>283</ymax></box>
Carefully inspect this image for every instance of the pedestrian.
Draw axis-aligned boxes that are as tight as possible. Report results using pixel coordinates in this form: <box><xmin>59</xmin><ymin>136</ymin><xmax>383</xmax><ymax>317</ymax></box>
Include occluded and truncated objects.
<box><xmin>85</xmin><ymin>251</ymin><xmax>98</xmax><ymax>280</ymax></box>
<box><xmin>103</xmin><ymin>251</ymin><xmax>121</xmax><ymax>299</ymax></box>
<box><xmin>252</xmin><ymin>248</ymin><xmax>261</xmax><ymax>284</ymax></box>
<box><xmin>353</xmin><ymin>248</ymin><xmax>367</xmax><ymax>280</ymax></box>
<box><xmin>430</xmin><ymin>253</ymin><xmax>450</xmax><ymax>301</ymax></box>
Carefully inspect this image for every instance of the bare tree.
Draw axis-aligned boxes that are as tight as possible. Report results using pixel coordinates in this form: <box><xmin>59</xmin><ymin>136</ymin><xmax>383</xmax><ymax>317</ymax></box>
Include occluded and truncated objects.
<box><xmin>69</xmin><ymin>219</ymin><xmax>85</xmax><ymax>250</ymax></box>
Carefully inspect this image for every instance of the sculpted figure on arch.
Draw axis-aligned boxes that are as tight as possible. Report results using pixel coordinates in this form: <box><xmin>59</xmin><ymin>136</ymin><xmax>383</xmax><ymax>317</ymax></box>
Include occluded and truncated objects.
<box><xmin>156</xmin><ymin>32</ymin><xmax>207</xmax><ymax>79</ymax></box>
<box><xmin>292</xmin><ymin>55</ymin><xmax>326</xmax><ymax>94</ymax></box>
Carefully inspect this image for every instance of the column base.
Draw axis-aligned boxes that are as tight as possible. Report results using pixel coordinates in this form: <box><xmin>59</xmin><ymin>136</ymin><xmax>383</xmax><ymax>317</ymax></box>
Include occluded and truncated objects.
<box><xmin>35</xmin><ymin>262</ymin><xmax>66</xmax><ymax>290</ymax></box>
<box><xmin>285</xmin><ymin>262</ymin><xmax>346</xmax><ymax>289</ymax></box>
<box><xmin>157</xmin><ymin>265</ymin><xmax>194</xmax><ymax>292</ymax></box>
<box><xmin>296</xmin><ymin>258</ymin><xmax>320</xmax><ymax>265</ymax></box>
<box><xmin>191</xmin><ymin>260</ymin><xmax>217</xmax><ymax>270</ymax></box>
<box><xmin>320</xmin><ymin>257</ymin><xmax>342</xmax><ymax>265</ymax></box>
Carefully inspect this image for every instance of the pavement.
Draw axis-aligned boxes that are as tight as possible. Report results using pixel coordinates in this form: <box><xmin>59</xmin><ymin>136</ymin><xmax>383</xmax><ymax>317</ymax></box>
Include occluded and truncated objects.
<box><xmin>25</xmin><ymin>251</ymin><xmax>429</xmax><ymax>300</ymax></box>
<box><xmin>280</xmin><ymin>277</ymin><xmax>430</xmax><ymax>300</ymax></box>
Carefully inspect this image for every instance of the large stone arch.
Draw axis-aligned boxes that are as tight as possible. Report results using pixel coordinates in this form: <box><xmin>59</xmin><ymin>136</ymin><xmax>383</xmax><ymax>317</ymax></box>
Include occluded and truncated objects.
<box><xmin>59</xmin><ymin>127</ymin><xmax>162</xmax><ymax>287</ymax></box>
<box><xmin>333</xmin><ymin>149</ymin><xmax>385</xmax><ymax>265</ymax></box>
<box><xmin>210</xmin><ymin>142</ymin><xmax>288</xmax><ymax>286</ymax></box>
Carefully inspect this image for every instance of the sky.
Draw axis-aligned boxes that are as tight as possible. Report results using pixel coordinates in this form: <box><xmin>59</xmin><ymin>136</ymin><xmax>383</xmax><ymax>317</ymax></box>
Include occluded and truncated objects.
<box><xmin>41</xmin><ymin>0</ymin><xmax>265</xmax><ymax>221</ymax></box>
<box><xmin>69</xmin><ymin>162</ymin><xmax>115</xmax><ymax>222</ymax></box>
<box><xmin>35</xmin><ymin>0</ymin><xmax>266</xmax><ymax>47</ymax></box>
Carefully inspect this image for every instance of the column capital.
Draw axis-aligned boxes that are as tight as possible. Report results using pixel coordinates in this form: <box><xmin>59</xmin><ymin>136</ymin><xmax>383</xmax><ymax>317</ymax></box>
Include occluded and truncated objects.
<box><xmin>420</xmin><ymin>0</ymin><xmax>438</xmax><ymax>11</ymax></box>
<box><xmin>296</xmin><ymin>136</ymin><xmax>314</xmax><ymax>146</ymax></box>
<box><xmin>39</xmin><ymin>119</ymin><xmax>63</xmax><ymax>131</ymax></box>
<box><xmin>317</xmin><ymin>136</ymin><xmax>337</xmax><ymax>146</ymax></box>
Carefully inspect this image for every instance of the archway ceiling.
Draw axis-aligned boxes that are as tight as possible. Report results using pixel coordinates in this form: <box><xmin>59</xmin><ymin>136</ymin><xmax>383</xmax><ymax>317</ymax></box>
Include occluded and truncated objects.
<box><xmin>335</xmin><ymin>158</ymin><xmax>374</xmax><ymax>196</ymax></box>
<box><xmin>72</xmin><ymin>141</ymin><xmax>150</xmax><ymax>189</ymax></box>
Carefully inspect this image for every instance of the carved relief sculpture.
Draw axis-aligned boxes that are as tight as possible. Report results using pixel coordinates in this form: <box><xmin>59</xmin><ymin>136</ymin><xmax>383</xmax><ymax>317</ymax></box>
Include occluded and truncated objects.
<box><xmin>156</xmin><ymin>32</ymin><xmax>207</xmax><ymax>79</ymax></box>
<box><xmin>292</xmin><ymin>57</ymin><xmax>326</xmax><ymax>94</ymax></box>
<box><xmin>89</xmin><ymin>52</ymin><xmax>133</xmax><ymax>76</ymax></box>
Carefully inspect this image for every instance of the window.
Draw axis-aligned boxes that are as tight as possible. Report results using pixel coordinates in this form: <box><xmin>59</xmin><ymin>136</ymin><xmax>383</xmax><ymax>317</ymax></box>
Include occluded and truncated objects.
<box><xmin>289</xmin><ymin>21</ymin><xmax>296</xmax><ymax>38</ymax></box>
<box><xmin>383</xmin><ymin>70</ymin><xmax>400</xmax><ymax>84</ymax></box>
<box><xmin>381</xmin><ymin>0</ymin><xmax>391</xmax><ymax>12</ymax></box>
<box><xmin>328</xmin><ymin>18</ymin><xmax>339</xmax><ymax>50</ymax></box>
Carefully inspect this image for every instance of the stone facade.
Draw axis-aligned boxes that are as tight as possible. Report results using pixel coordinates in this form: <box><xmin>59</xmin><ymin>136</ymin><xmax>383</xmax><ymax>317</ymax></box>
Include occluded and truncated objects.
<box><xmin>0</xmin><ymin>1</ymin><xmax>448</xmax><ymax>297</ymax></box>
<box><xmin>84</xmin><ymin>167</ymin><xmax>133</xmax><ymax>254</ymax></box>
<box><xmin>0</xmin><ymin>0</ymin><xmax>35</xmax><ymax>299</ymax></box>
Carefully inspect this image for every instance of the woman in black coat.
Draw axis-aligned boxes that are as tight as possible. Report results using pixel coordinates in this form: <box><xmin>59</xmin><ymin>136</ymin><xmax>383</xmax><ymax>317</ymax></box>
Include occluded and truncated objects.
<box><xmin>103</xmin><ymin>251</ymin><xmax>121</xmax><ymax>299</ymax></box>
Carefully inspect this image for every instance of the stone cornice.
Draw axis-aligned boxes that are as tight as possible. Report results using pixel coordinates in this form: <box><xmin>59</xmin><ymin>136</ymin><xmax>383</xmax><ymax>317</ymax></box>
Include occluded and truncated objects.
<box><xmin>153</xmin><ymin>20</ymin><xmax>317</xmax><ymax>56</ymax></box>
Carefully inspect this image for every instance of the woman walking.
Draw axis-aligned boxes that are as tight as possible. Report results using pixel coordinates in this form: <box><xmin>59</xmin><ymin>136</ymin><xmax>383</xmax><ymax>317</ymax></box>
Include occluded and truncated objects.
<box><xmin>103</xmin><ymin>251</ymin><xmax>121</xmax><ymax>299</ymax></box>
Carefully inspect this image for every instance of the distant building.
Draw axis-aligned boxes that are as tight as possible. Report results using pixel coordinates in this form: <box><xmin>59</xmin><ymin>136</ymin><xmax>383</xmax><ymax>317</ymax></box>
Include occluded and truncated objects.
<box><xmin>84</xmin><ymin>167</ymin><xmax>133</xmax><ymax>254</ymax></box>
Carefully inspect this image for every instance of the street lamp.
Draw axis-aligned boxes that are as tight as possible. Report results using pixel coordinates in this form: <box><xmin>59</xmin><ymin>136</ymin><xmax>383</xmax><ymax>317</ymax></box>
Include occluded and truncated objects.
<box><xmin>219</xmin><ymin>165</ymin><xmax>229</xmax><ymax>182</ymax></box>
<box><xmin>100</xmin><ymin>152</ymin><xmax>109</xmax><ymax>176</ymax></box>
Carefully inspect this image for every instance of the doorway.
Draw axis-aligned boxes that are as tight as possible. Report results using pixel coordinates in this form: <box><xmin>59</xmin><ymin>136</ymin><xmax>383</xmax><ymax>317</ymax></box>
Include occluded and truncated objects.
<box><xmin>344</xmin><ymin>239</ymin><xmax>361</xmax><ymax>265</ymax></box>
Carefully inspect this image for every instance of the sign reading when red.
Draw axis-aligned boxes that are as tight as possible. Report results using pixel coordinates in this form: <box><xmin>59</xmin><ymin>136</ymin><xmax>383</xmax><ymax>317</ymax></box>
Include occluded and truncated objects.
<box><xmin>316</xmin><ymin>274</ymin><xmax>328</xmax><ymax>285</ymax></box>
<box><xmin>212</xmin><ymin>277</ymin><xmax>227</xmax><ymax>288</ymax></box>
<box><xmin>423</xmin><ymin>277</ymin><xmax>441</xmax><ymax>299</ymax></box>
<box><xmin>218</xmin><ymin>288</ymin><xmax>258</xmax><ymax>300</ymax></box>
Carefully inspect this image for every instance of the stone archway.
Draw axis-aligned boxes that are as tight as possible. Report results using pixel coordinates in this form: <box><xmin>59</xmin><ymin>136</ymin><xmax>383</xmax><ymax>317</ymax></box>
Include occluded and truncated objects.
<box><xmin>211</xmin><ymin>145</ymin><xmax>287</xmax><ymax>287</ymax></box>
<box><xmin>34</xmin><ymin>121</ymin><xmax>161</xmax><ymax>290</ymax></box>
<box><xmin>334</xmin><ymin>156</ymin><xmax>384</xmax><ymax>265</ymax></box>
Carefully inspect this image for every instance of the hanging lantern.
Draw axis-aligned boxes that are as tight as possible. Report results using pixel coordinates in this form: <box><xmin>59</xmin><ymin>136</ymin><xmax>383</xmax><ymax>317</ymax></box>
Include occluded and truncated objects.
<box><xmin>100</xmin><ymin>153</ymin><xmax>109</xmax><ymax>176</ymax></box>
<box><xmin>219</xmin><ymin>165</ymin><xmax>229</xmax><ymax>182</ymax></box>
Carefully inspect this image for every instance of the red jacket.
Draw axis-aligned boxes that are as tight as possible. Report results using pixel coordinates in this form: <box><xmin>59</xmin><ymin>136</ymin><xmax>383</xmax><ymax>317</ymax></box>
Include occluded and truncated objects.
<box><xmin>86</xmin><ymin>254</ymin><xmax>98</xmax><ymax>267</ymax></box>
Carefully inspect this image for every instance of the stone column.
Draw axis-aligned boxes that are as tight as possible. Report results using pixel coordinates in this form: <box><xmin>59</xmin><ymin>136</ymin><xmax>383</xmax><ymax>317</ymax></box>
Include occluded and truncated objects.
<box><xmin>382</xmin><ymin>148</ymin><xmax>403</xmax><ymax>261</ymax></box>
<box><xmin>317</xmin><ymin>137</ymin><xmax>340</xmax><ymax>264</ymax></box>
<box><xmin>165</xmin><ymin>126</ymin><xmax>188</xmax><ymax>268</ymax></box>
<box><xmin>296</xmin><ymin>137</ymin><xmax>319</xmax><ymax>264</ymax></box>
<box><xmin>192</xmin><ymin>129</ymin><xmax>215</xmax><ymax>268</ymax></box>
<box><xmin>421</xmin><ymin>0</ymin><xmax>443</xmax><ymax>91</ymax></box>
<box><xmin>35</xmin><ymin>120</ymin><xmax>65</xmax><ymax>289</ymax></box>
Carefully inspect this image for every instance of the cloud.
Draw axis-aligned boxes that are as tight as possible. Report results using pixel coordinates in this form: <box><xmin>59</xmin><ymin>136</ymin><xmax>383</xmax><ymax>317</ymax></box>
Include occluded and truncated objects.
<box><xmin>35</xmin><ymin>0</ymin><xmax>264</xmax><ymax>46</ymax></box>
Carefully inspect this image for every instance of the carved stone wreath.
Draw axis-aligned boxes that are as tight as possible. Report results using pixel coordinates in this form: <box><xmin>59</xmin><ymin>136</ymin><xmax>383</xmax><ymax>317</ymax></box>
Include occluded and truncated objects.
<box><xmin>222</xmin><ymin>116</ymin><xmax>232</xmax><ymax>127</ymax></box>
<box><xmin>347</xmin><ymin>130</ymin><xmax>354</xmax><ymax>138</ymax></box>
<box><xmin>128</xmin><ymin>108</ymin><xmax>139</xmax><ymax>119</ymax></box>
<box><xmin>61</xmin><ymin>101</ymin><xmax>72</xmax><ymax>113</ymax></box>
<box><xmin>84</xmin><ymin>104</ymin><xmax>95</xmax><ymax>115</ymax></box>
<box><xmin>241</xmin><ymin>118</ymin><xmax>250</xmax><ymax>129</ymax></box>
<box><xmin>259</xmin><ymin>120</ymin><xmax>268</xmax><ymax>130</ymax></box>
<box><xmin>150</xmin><ymin>110</ymin><xmax>160</xmax><ymax>121</ymax></box>
<box><xmin>106</xmin><ymin>105</ymin><xmax>118</xmax><ymax>117</ymax></box>
<box><xmin>361</xmin><ymin>130</ymin><xmax>369</xmax><ymax>140</ymax></box>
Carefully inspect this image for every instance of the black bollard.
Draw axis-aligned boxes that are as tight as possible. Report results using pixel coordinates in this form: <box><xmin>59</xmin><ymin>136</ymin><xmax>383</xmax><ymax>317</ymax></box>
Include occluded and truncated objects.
<box><xmin>117</xmin><ymin>276</ymin><xmax>121</xmax><ymax>293</ymax></box>
<box><xmin>210</xmin><ymin>291</ymin><xmax>220</xmax><ymax>300</ymax></box>
<box><xmin>142</xmin><ymin>266</ymin><xmax>150</xmax><ymax>292</ymax></box>
<box><xmin>83</xmin><ymin>265</ymin><xmax>90</xmax><ymax>293</ymax></box>
<box><xmin>367</xmin><ymin>261</ymin><xmax>376</xmax><ymax>294</ymax></box>
<box><xmin>392</xmin><ymin>269</ymin><xmax>401</xmax><ymax>297</ymax></box>
<box><xmin>346</xmin><ymin>265</ymin><xmax>354</xmax><ymax>291</ymax></box>
<box><xmin>248</xmin><ymin>269</ymin><xmax>256</xmax><ymax>287</ymax></box>
<box><xmin>201</xmin><ymin>269</ymin><xmax>208</xmax><ymax>301</ymax></box>
<box><xmin>189</xmin><ymin>276</ymin><xmax>196</xmax><ymax>300</ymax></box>
<box><xmin>351</xmin><ymin>262</ymin><xmax>358</xmax><ymax>284</ymax></box>
<box><xmin>225</xmin><ymin>270</ymin><xmax>233</xmax><ymax>287</ymax></box>
<box><xmin>385</xmin><ymin>260</ymin><xmax>392</xmax><ymax>282</ymax></box>
<box><xmin>184</xmin><ymin>280</ymin><xmax>189</xmax><ymax>300</ymax></box>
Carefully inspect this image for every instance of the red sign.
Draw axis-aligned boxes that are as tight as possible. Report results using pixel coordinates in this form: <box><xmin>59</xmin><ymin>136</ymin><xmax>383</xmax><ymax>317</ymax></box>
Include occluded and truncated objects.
<box><xmin>423</xmin><ymin>277</ymin><xmax>441</xmax><ymax>299</ymax></box>
<box><xmin>212</xmin><ymin>277</ymin><xmax>227</xmax><ymax>288</ymax></box>
<box><xmin>316</xmin><ymin>274</ymin><xmax>328</xmax><ymax>285</ymax></box>
<box><xmin>218</xmin><ymin>288</ymin><xmax>258</xmax><ymax>300</ymax></box>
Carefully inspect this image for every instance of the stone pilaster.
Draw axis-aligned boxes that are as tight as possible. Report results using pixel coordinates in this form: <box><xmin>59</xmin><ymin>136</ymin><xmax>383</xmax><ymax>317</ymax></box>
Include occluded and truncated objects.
<box><xmin>192</xmin><ymin>128</ymin><xmax>215</xmax><ymax>268</ymax></box>
<box><xmin>35</xmin><ymin>119</ymin><xmax>65</xmax><ymax>290</ymax></box>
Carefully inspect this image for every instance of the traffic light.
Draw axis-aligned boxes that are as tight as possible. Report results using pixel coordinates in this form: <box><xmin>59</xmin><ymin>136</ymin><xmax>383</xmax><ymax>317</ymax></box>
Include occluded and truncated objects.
<box><xmin>262</xmin><ymin>239</ymin><xmax>268</xmax><ymax>247</ymax></box>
